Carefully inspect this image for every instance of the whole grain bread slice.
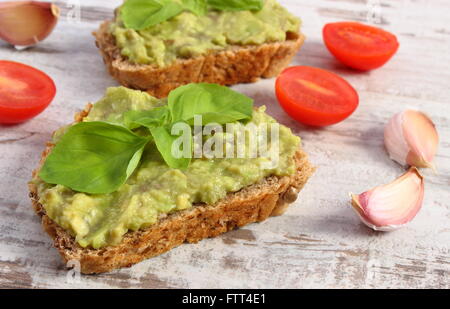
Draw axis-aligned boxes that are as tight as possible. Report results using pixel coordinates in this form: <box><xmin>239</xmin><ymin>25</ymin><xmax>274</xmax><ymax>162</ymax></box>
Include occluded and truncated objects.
<box><xmin>29</xmin><ymin>105</ymin><xmax>315</xmax><ymax>274</ymax></box>
<box><xmin>93</xmin><ymin>21</ymin><xmax>305</xmax><ymax>98</ymax></box>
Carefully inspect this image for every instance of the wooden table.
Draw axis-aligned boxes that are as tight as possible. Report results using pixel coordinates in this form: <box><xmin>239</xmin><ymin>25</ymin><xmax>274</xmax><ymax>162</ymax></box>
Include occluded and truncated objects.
<box><xmin>0</xmin><ymin>0</ymin><xmax>449</xmax><ymax>289</ymax></box>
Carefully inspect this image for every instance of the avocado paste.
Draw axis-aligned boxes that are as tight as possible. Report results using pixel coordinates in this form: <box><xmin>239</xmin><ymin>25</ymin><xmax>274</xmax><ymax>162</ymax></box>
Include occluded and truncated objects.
<box><xmin>111</xmin><ymin>0</ymin><xmax>301</xmax><ymax>67</ymax></box>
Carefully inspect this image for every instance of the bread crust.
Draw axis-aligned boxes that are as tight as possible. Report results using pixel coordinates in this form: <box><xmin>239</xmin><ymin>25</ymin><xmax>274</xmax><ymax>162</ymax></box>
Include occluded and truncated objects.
<box><xmin>29</xmin><ymin>105</ymin><xmax>315</xmax><ymax>274</ymax></box>
<box><xmin>93</xmin><ymin>21</ymin><xmax>306</xmax><ymax>98</ymax></box>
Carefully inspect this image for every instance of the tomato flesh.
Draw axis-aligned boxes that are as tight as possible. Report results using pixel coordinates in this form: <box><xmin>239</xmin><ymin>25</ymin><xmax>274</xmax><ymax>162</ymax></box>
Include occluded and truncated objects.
<box><xmin>0</xmin><ymin>60</ymin><xmax>56</xmax><ymax>124</ymax></box>
<box><xmin>323</xmin><ymin>22</ymin><xmax>399</xmax><ymax>71</ymax></box>
<box><xmin>275</xmin><ymin>66</ymin><xmax>359</xmax><ymax>127</ymax></box>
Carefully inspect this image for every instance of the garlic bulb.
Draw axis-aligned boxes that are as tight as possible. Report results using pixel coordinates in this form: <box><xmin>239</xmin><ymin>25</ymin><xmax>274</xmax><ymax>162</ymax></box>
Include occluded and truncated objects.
<box><xmin>350</xmin><ymin>168</ymin><xmax>424</xmax><ymax>231</ymax></box>
<box><xmin>384</xmin><ymin>110</ymin><xmax>439</xmax><ymax>169</ymax></box>
<box><xmin>0</xmin><ymin>1</ymin><xmax>60</xmax><ymax>47</ymax></box>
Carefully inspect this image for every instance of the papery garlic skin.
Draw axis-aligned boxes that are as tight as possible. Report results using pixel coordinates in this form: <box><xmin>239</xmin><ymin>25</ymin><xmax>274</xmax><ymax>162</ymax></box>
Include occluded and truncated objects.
<box><xmin>0</xmin><ymin>1</ymin><xmax>60</xmax><ymax>47</ymax></box>
<box><xmin>384</xmin><ymin>110</ymin><xmax>439</xmax><ymax>169</ymax></box>
<box><xmin>350</xmin><ymin>168</ymin><xmax>424</xmax><ymax>231</ymax></box>
<box><xmin>384</xmin><ymin>112</ymin><xmax>410</xmax><ymax>166</ymax></box>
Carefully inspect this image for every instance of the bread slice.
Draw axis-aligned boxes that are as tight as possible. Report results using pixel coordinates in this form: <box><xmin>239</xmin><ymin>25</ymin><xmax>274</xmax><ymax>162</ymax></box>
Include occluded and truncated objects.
<box><xmin>29</xmin><ymin>105</ymin><xmax>315</xmax><ymax>274</ymax></box>
<box><xmin>93</xmin><ymin>21</ymin><xmax>305</xmax><ymax>98</ymax></box>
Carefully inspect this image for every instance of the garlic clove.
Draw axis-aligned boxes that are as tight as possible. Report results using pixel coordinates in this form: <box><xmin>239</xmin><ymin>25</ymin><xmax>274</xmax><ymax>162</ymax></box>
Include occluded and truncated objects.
<box><xmin>0</xmin><ymin>1</ymin><xmax>60</xmax><ymax>47</ymax></box>
<box><xmin>350</xmin><ymin>167</ymin><xmax>424</xmax><ymax>231</ymax></box>
<box><xmin>403</xmin><ymin>110</ymin><xmax>439</xmax><ymax>169</ymax></box>
<box><xmin>384</xmin><ymin>110</ymin><xmax>439</xmax><ymax>169</ymax></box>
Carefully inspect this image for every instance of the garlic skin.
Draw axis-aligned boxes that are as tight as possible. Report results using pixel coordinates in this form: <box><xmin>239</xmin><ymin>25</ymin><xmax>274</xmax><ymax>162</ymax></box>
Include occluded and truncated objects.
<box><xmin>0</xmin><ymin>1</ymin><xmax>60</xmax><ymax>47</ymax></box>
<box><xmin>350</xmin><ymin>168</ymin><xmax>424</xmax><ymax>231</ymax></box>
<box><xmin>384</xmin><ymin>110</ymin><xmax>439</xmax><ymax>169</ymax></box>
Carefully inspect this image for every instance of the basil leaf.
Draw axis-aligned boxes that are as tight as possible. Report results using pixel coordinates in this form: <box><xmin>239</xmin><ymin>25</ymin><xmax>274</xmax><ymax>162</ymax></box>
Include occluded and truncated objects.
<box><xmin>39</xmin><ymin>122</ymin><xmax>150</xmax><ymax>194</ymax></box>
<box><xmin>124</xmin><ymin>106</ymin><xmax>170</xmax><ymax>129</ymax></box>
<box><xmin>168</xmin><ymin>83</ymin><xmax>253</xmax><ymax>125</ymax></box>
<box><xmin>182</xmin><ymin>0</ymin><xmax>207</xmax><ymax>15</ymax></box>
<box><xmin>207</xmin><ymin>0</ymin><xmax>263</xmax><ymax>11</ymax></box>
<box><xmin>121</xmin><ymin>0</ymin><xmax>184</xmax><ymax>30</ymax></box>
<box><xmin>40</xmin><ymin>83</ymin><xmax>254</xmax><ymax>193</ymax></box>
<box><xmin>149</xmin><ymin>126</ymin><xmax>191</xmax><ymax>169</ymax></box>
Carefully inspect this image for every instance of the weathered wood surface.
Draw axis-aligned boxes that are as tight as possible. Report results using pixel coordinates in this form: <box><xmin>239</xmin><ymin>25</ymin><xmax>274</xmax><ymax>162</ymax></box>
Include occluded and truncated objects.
<box><xmin>0</xmin><ymin>0</ymin><xmax>449</xmax><ymax>289</ymax></box>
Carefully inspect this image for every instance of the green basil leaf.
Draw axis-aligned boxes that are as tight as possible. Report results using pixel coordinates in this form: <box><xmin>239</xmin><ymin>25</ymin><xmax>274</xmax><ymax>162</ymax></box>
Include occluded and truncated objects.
<box><xmin>39</xmin><ymin>122</ymin><xmax>150</xmax><ymax>194</ymax></box>
<box><xmin>168</xmin><ymin>83</ymin><xmax>253</xmax><ymax>125</ymax></box>
<box><xmin>121</xmin><ymin>0</ymin><xmax>184</xmax><ymax>30</ymax></box>
<box><xmin>124</xmin><ymin>106</ymin><xmax>170</xmax><ymax>129</ymax></box>
<box><xmin>207</xmin><ymin>0</ymin><xmax>263</xmax><ymax>11</ymax></box>
<box><xmin>149</xmin><ymin>126</ymin><xmax>191</xmax><ymax>169</ymax></box>
<box><xmin>182</xmin><ymin>0</ymin><xmax>208</xmax><ymax>15</ymax></box>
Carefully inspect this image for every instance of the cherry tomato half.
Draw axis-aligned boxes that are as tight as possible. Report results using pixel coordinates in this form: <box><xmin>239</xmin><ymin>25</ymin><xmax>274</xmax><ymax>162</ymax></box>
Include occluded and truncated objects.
<box><xmin>323</xmin><ymin>22</ymin><xmax>399</xmax><ymax>71</ymax></box>
<box><xmin>0</xmin><ymin>60</ymin><xmax>56</xmax><ymax>124</ymax></box>
<box><xmin>275</xmin><ymin>66</ymin><xmax>359</xmax><ymax>127</ymax></box>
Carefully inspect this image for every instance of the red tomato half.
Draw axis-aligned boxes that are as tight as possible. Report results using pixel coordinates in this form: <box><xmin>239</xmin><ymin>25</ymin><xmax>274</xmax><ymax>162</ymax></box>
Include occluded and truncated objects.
<box><xmin>275</xmin><ymin>66</ymin><xmax>359</xmax><ymax>127</ymax></box>
<box><xmin>323</xmin><ymin>22</ymin><xmax>399</xmax><ymax>71</ymax></box>
<box><xmin>0</xmin><ymin>60</ymin><xmax>56</xmax><ymax>124</ymax></box>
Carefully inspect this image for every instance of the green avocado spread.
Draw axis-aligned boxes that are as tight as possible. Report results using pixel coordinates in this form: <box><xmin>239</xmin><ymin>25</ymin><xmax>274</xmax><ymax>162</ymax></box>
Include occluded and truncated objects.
<box><xmin>111</xmin><ymin>0</ymin><xmax>301</xmax><ymax>67</ymax></box>
<box><xmin>35</xmin><ymin>87</ymin><xmax>300</xmax><ymax>249</ymax></box>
